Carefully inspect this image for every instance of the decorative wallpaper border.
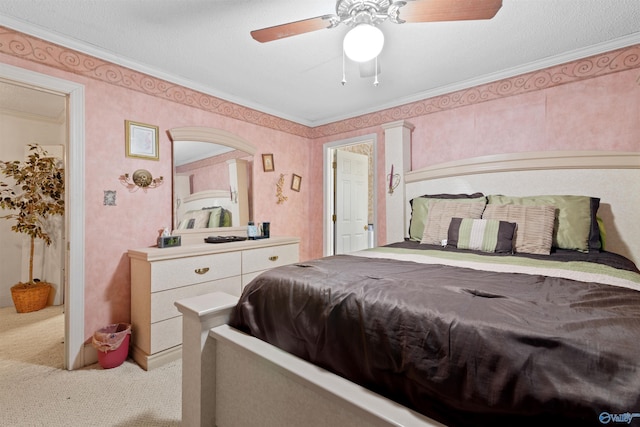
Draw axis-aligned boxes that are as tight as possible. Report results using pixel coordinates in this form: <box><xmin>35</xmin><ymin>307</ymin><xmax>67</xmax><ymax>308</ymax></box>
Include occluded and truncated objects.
<box><xmin>0</xmin><ymin>26</ymin><xmax>310</xmax><ymax>138</ymax></box>
<box><xmin>1</xmin><ymin>26</ymin><xmax>639</xmax><ymax>139</ymax></box>
<box><xmin>311</xmin><ymin>44</ymin><xmax>640</xmax><ymax>138</ymax></box>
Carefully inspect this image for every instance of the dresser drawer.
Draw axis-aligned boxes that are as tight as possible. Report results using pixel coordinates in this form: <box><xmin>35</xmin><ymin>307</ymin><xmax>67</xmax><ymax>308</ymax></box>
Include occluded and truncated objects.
<box><xmin>151</xmin><ymin>251</ymin><xmax>241</xmax><ymax>292</ymax></box>
<box><xmin>150</xmin><ymin>316</ymin><xmax>182</xmax><ymax>354</ymax></box>
<box><xmin>242</xmin><ymin>271</ymin><xmax>262</xmax><ymax>289</ymax></box>
<box><xmin>242</xmin><ymin>243</ymin><xmax>299</xmax><ymax>275</ymax></box>
<box><xmin>150</xmin><ymin>276</ymin><xmax>241</xmax><ymax>323</ymax></box>
<box><xmin>129</xmin><ymin>236</ymin><xmax>300</xmax><ymax>369</ymax></box>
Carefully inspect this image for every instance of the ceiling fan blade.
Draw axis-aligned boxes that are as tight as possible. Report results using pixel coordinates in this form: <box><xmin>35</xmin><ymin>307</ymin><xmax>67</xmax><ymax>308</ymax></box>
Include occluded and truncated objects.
<box><xmin>399</xmin><ymin>0</ymin><xmax>502</xmax><ymax>23</ymax></box>
<box><xmin>251</xmin><ymin>15</ymin><xmax>335</xmax><ymax>43</ymax></box>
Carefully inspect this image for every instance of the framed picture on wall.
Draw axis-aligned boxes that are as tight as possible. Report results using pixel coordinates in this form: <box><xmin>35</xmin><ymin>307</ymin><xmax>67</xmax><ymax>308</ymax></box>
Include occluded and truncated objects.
<box><xmin>125</xmin><ymin>120</ymin><xmax>159</xmax><ymax>160</ymax></box>
<box><xmin>291</xmin><ymin>174</ymin><xmax>302</xmax><ymax>192</ymax></box>
<box><xmin>262</xmin><ymin>153</ymin><xmax>275</xmax><ymax>172</ymax></box>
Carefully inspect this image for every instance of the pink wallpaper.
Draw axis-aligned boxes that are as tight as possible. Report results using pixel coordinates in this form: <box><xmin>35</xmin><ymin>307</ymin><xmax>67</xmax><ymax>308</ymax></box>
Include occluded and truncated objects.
<box><xmin>1</xmin><ymin>26</ymin><xmax>639</xmax><ymax>341</ymax></box>
<box><xmin>175</xmin><ymin>150</ymin><xmax>251</xmax><ymax>194</ymax></box>
<box><xmin>408</xmin><ymin>68</ymin><xmax>640</xmax><ymax>169</ymax></box>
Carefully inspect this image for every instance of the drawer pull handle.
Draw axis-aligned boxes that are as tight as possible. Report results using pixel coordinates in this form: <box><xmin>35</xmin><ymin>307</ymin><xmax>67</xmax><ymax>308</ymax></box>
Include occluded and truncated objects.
<box><xmin>268</xmin><ymin>256</ymin><xmax>279</xmax><ymax>262</ymax></box>
<box><xmin>195</xmin><ymin>267</ymin><xmax>210</xmax><ymax>275</ymax></box>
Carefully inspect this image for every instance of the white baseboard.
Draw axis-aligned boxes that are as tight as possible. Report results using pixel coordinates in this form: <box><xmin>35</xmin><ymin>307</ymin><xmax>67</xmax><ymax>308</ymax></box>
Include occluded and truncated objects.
<box><xmin>83</xmin><ymin>342</ymin><xmax>98</xmax><ymax>366</ymax></box>
<box><xmin>0</xmin><ymin>294</ymin><xmax>13</xmax><ymax>308</ymax></box>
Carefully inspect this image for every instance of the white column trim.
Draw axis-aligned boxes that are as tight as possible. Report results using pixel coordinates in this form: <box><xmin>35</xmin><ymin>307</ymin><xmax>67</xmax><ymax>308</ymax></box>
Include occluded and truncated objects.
<box><xmin>383</xmin><ymin>120</ymin><xmax>414</xmax><ymax>245</ymax></box>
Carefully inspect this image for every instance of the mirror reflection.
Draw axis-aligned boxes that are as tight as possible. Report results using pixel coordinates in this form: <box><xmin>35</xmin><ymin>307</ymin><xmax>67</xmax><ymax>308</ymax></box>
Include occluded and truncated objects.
<box><xmin>169</xmin><ymin>127</ymin><xmax>255</xmax><ymax>234</ymax></box>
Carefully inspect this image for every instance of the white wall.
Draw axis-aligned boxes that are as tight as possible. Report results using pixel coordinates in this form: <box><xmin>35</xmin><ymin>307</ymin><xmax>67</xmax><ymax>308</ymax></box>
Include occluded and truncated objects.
<box><xmin>0</xmin><ymin>110</ymin><xmax>66</xmax><ymax>307</ymax></box>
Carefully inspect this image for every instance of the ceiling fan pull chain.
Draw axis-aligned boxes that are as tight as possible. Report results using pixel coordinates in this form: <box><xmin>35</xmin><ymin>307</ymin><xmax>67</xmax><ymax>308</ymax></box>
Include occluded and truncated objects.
<box><xmin>342</xmin><ymin>49</ymin><xmax>347</xmax><ymax>86</ymax></box>
<box><xmin>374</xmin><ymin>56</ymin><xmax>379</xmax><ymax>86</ymax></box>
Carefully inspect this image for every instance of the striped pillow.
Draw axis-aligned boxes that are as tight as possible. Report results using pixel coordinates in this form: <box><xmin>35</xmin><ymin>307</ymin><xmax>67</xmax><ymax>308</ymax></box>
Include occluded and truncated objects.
<box><xmin>420</xmin><ymin>199</ymin><xmax>487</xmax><ymax>245</ymax></box>
<box><xmin>447</xmin><ymin>218</ymin><xmax>516</xmax><ymax>253</ymax></box>
<box><xmin>482</xmin><ymin>204</ymin><xmax>556</xmax><ymax>255</ymax></box>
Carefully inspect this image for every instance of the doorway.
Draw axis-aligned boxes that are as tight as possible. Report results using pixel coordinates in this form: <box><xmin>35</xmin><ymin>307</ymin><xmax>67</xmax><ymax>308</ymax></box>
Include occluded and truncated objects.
<box><xmin>0</xmin><ymin>63</ymin><xmax>85</xmax><ymax>370</ymax></box>
<box><xmin>323</xmin><ymin>135</ymin><xmax>377</xmax><ymax>256</ymax></box>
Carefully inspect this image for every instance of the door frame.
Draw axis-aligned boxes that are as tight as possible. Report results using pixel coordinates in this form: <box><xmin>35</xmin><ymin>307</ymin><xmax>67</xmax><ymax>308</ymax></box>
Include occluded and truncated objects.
<box><xmin>323</xmin><ymin>134</ymin><xmax>378</xmax><ymax>257</ymax></box>
<box><xmin>1</xmin><ymin>63</ymin><xmax>86</xmax><ymax>370</ymax></box>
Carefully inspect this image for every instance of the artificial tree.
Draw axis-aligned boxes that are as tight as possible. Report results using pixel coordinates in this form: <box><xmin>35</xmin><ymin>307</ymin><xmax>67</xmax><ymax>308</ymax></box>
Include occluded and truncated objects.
<box><xmin>0</xmin><ymin>144</ymin><xmax>64</xmax><ymax>312</ymax></box>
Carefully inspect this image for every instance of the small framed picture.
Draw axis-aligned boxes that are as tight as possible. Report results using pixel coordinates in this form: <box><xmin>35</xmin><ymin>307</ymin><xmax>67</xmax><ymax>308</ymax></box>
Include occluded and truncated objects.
<box><xmin>125</xmin><ymin>120</ymin><xmax>159</xmax><ymax>160</ymax></box>
<box><xmin>291</xmin><ymin>174</ymin><xmax>302</xmax><ymax>192</ymax></box>
<box><xmin>262</xmin><ymin>153</ymin><xmax>274</xmax><ymax>172</ymax></box>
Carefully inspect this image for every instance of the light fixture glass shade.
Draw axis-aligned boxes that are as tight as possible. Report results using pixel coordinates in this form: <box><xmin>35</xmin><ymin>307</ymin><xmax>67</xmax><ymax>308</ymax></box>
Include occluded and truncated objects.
<box><xmin>343</xmin><ymin>24</ymin><xmax>384</xmax><ymax>63</ymax></box>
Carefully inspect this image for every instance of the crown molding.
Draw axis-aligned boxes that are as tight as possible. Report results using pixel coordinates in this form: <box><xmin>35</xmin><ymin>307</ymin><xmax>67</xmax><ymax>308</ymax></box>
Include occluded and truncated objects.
<box><xmin>2</xmin><ymin>17</ymin><xmax>639</xmax><ymax>139</ymax></box>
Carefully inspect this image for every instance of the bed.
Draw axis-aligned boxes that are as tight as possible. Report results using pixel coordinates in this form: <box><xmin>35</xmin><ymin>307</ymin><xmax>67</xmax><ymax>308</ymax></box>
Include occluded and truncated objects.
<box><xmin>175</xmin><ymin>189</ymin><xmax>236</xmax><ymax>229</ymax></box>
<box><xmin>175</xmin><ymin>151</ymin><xmax>640</xmax><ymax>427</ymax></box>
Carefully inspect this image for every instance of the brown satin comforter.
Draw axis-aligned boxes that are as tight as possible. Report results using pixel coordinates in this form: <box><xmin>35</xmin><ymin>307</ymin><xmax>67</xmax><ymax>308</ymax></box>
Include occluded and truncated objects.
<box><xmin>229</xmin><ymin>243</ymin><xmax>640</xmax><ymax>426</ymax></box>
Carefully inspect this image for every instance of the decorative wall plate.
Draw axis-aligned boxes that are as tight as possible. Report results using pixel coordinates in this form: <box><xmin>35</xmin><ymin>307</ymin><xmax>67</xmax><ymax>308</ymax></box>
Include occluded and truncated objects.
<box><xmin>132</xmin><ymin>169</ymin><xmax>153</xmax><ymax>187</ymax></box>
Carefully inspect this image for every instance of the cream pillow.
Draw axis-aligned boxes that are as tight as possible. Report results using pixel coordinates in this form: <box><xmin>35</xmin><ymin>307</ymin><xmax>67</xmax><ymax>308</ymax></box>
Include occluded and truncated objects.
<box><xmin>178</xmin><ymin>209</ymin><xmax>211</xmax><ymax>229</ymax></box>
<box><xmin>420</xmin><ymin>199</ymin><xmax>486</xmax><ymax>245</ymax></box>
<box><xmin>483</xmin><ymin>204</ymin><xmax>556</xmax><ymax>255</ymax></box>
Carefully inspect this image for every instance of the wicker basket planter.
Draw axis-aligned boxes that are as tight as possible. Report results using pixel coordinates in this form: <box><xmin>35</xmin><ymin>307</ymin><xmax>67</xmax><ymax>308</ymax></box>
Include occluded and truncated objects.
<box><xmin>10</xmin><ymin>282</ymin><xmax>51</xmax><ymax>313</ymax></box>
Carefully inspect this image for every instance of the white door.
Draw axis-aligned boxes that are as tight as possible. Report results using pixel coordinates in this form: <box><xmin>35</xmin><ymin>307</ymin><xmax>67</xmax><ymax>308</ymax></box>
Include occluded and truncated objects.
<box><xmin>335</xmin><ymin>150</ymin><xmax>369</xmax><ymax>254</ymax></box>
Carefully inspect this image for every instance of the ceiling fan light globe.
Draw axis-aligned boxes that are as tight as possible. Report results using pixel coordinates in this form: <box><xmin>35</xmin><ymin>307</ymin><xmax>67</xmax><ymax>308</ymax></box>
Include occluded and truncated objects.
<box><xmin>343</xmin><ymin>24</ymin><xmax>384</xmax><ymax>62</ymax></box>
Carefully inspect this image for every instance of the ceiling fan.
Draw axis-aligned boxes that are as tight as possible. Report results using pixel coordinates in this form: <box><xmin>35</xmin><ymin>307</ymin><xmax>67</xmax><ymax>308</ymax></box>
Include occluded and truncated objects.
<box><xmin>251</xmin><ymin>0</ymin><xmax>503</xmax><ymax>63</ymax></box>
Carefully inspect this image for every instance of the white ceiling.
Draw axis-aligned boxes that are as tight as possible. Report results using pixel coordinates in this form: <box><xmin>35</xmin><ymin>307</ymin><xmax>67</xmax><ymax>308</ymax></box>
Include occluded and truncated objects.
<box><xmin>0</xmin><ymin>79</ymin><xmax>66</xmax><ymax>122</ymax></box>
<box><xmin>0</xmin><ymin>0</ymin><xmax>639</xmax><ymax>127</ymax></box>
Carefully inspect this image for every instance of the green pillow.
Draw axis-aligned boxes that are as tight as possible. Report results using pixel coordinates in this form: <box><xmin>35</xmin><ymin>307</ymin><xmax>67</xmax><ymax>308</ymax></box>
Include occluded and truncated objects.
<box><xmin>487</xmin><ymin>195</ymin><xmax>593</xmax><ymax>252</ymax></box>
<box><xmin>409</xmin><ymin>197</ymin><xmax>430</xmax><ymax>241</ymax></box>
<box><xmin>206</xmin><ymin>207</ymin><xmax>223</xmax><ymax>228</ymax></box>
<box><xmin>408</xmin><ymin>194</ymin><xmax>486</xmax><ymax>241</ymax></box>
<box><xmin>597</xmin><ymin>216</ymin><xmax>606</xmax><ymax>250</ymax></box>
<box><xmin>219</xmin><ymin>208</ymin><xmax>232</xmax><ymax>227</ymax></box>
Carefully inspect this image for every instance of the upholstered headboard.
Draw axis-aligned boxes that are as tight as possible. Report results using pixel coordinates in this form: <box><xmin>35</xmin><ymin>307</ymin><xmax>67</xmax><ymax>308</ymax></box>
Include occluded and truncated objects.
<box><xmin>404</xmin><ymin>151</ymin><xmax>640</xmax><ymax>266</ymax></box>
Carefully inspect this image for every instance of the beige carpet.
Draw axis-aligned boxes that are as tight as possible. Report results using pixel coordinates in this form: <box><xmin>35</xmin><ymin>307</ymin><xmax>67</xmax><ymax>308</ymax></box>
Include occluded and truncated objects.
<box><xmin>0</xmin><ymin>305</ymin><xmax>181</xmax><ymax>426</ymax></box>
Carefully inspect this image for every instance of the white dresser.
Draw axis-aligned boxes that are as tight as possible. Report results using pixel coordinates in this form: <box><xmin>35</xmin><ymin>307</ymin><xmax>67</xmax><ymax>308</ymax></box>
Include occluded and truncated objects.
<box><xmin>128</xmin><ymin>236</ymin><xmax>300</xmax><ymax>370</ymax></box>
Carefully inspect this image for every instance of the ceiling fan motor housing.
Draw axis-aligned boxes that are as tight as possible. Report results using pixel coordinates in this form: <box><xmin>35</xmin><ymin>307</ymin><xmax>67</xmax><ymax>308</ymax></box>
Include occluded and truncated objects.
<box><xmin>337</xmin><ymin>0</ymin><xmax>404</xmax><ymax>27</ymax></box>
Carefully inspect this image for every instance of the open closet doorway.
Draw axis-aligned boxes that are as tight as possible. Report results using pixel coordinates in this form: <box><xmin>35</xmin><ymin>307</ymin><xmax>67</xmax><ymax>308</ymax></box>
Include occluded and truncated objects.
<box><xmin>0</xmin><ymin>63</ymin><xmax>86</xmax><ymax>370</ymax></box>
<box><xmin>0</xmin><ymin>80</ymin><xmax>66</xmax><ymax>355</ymax></box>
<box><xmin>323</xmin><ymin>135</ymin><xmax>377</xmax><ymax>256</ymax></box>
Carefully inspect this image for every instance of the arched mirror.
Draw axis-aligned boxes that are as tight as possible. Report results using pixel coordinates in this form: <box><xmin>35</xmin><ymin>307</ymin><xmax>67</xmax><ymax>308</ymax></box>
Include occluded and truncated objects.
<box><xmin>168</xmin><ymin>127</ymin><xmax>255</xmax><ymax>242</ymax></box>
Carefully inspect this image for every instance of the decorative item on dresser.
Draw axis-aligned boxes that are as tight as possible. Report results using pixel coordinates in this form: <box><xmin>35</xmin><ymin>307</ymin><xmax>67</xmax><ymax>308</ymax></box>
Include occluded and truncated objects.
<box><xmin>128</xmin><ymin>236</ymin><xmax>299</xmax><ymax>370</ymax></box>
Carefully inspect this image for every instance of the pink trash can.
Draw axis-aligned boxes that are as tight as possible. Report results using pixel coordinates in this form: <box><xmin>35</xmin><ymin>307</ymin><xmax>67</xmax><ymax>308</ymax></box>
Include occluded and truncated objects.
<box><xmin>92</xmin><ymin>323</ymin><xmax>131</xmax><ymax>369</ymax></box>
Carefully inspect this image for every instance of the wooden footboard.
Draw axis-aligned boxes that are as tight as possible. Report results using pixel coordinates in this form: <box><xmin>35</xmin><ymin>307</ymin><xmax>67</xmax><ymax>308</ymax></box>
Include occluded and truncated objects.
<box><xmin>176</xmin><ymin>292</ymin><xmax>444</xmax><ymax>427</ymax></box>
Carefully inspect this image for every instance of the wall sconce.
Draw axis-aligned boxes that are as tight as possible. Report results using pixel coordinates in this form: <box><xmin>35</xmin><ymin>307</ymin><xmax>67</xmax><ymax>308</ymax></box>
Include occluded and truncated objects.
<box><xmin>230</xmin><ymin>186</ymin><xmax>238</xmax><ymax>203</ymax></box>
<box><xmin>120</xmin><ymin>169</ymin><xmax>163</xmax><ymax>192</ymax></box>
<box><xmin>387</xmin><ymin>164</ymin><xmax>400</xmax><ymax>194</ymax></box>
